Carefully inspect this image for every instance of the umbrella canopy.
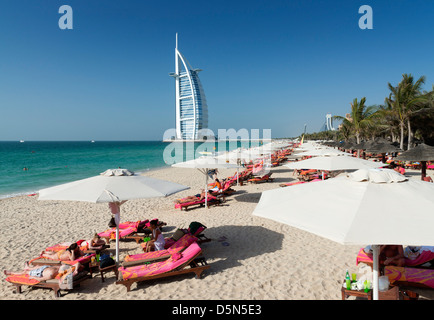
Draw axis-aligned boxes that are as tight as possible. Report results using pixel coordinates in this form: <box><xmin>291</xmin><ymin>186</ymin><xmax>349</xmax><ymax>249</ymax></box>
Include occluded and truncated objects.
<box><xmin>39</xmin><ymin>169</ymin><xmax>190</xmax><ymax>203</ymax></box>
<box><xmin>395</xmin><ymin>143</ymin><xmax>434</xmax><ymax>180</ymax></box>
<box><xmin>284</xmin><ymin>155</ymin><xmax>386</xmax><ymax>171</ymax></box>
<box><xmin>293</xmin><ymin>148</ymin><xmax>349</xmax><ymax>157</ymax></box>
<box><xmin>395</xmin><ymin>143</ymin><xmax>434</xmax><ymax>161</ymax></box>
<box><xmin>354</xmin><ymin>138</ymin><xmax>395</xmax><ymax>151</ymax></box>
<box><xmin>38</xmin><ymin>168</ymin><xmax>189</xmax><ymax>262</ymax></box>
<box><xmin>172</xmin><ymin>157</ymin><xmax>240</xmax><ymax>206</ymax></box>
<box><xmin>366</xmin><ymin>143</ymin><xmax>402</xmax><ymax>154</ymax></box>
<box><xmin>339</xmin><ymin>141</ymin><xmax>357</xmax><ymax>150</ymax></box>
<box><xmin>252</xmin><ymin>168</ymin><xmax>434</xmax><ymax>299</ymax></box>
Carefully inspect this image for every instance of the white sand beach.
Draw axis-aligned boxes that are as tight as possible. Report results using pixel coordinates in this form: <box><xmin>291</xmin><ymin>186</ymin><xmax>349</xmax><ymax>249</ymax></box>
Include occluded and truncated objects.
<box><xmin>1</xmin><ymin>165</ymin><xmax>434</xmax><ymax>300</ymax></box>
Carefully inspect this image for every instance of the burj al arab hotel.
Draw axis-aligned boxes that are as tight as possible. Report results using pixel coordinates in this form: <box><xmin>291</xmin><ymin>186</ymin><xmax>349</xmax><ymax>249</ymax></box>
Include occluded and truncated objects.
<box><xmin>169</xmin><ymin>34</ymin><xmax>208</xmax><ymax>140</ymax></box>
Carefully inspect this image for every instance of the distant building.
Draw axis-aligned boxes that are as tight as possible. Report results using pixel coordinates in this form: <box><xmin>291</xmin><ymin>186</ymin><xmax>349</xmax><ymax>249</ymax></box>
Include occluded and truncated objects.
<box><xmin>169</xmin><ymin>34</ymin><xmax>208</xmax><ymax>140</ymax></box>
<box><xmin>320</xmin><ymin>113</ymin><xmax>336</xmax><ymax>131</ymax></box>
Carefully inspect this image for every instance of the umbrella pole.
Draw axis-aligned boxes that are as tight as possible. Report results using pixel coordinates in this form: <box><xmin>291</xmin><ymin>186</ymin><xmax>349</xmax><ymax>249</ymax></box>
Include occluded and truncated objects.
<box><xmin>116</xmin><ymin>224</ymin><xmax>120</xmax><ymax>263</ymax></box>
<box><xmin>372</xmin><ymin>245</ymin><xmax>380</xmax><ymax>300</ymax></box>
<box><xmin>421</xmin><ymin>161</ymin><xmax>427</xmax><ymax>180</ymax></box>
<box><xmin>205</xmin><ymin>170</ymin><xmax>208</xmax><ymax>208</ymax></box>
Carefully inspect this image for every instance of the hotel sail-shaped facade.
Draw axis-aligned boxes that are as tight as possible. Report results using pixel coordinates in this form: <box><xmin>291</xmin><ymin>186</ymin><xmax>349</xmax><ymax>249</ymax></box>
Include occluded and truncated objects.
<box><xmin>169</xmin><ymin>34</ymin><xmax>208</xmax><ymax>140</ymax></box>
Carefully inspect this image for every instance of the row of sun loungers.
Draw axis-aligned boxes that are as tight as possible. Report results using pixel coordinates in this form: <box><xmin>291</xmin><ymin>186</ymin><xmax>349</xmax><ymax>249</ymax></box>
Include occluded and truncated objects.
<box><xmin>5</xmin><ymin>220</ymin><xmax>212</xmax><ymax>297</ymax></box>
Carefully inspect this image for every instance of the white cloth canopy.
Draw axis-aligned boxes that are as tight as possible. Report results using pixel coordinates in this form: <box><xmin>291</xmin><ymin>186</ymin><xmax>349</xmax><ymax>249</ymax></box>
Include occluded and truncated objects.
<box><xmin>252</xmin><ymin>168</ymin><xmax>434</xmax><ymax>299</ymax></box>
<box><xmin>285</xmin><ymin>155</ymin><xmax>386</xmax><ymax>171</ymax></box>
<box><xmin>38</xmin><ymin>168</ymin><xmax>189</xmax><ymax>262</ymax></box>
<box><xmin>293</xmin><ymin>148</ymin><xmax>349</xmax><ymax>157</ymax></box>
<box><xmin>172</xmin><ymin>157</ymin><xmax>240</xmax><ymax>206</ymax></box>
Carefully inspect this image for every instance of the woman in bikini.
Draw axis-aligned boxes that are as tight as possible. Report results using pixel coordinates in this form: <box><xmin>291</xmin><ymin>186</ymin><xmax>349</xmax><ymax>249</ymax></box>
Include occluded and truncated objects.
<box><xmin>40</xmin><ymin>243</ymin><xmax>82</xmax><ymax>261</ymax></box>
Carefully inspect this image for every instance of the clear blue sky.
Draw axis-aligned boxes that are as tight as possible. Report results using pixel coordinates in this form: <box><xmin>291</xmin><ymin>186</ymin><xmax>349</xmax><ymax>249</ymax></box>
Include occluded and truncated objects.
<box><xmin>1</xmin><ymin>0</ymin><xmax>433</xmax><ymax>140</ymax></box>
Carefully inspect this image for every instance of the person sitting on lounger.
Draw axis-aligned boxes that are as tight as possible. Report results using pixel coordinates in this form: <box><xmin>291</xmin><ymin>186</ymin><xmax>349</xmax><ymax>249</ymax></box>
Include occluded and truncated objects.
<box><xmin>144</xmin><ymin>220</ymin><xmax>165</xmax><ymax>252</ymax></box>
<box><xmin>40</xmin><ymin>243</ymin><xmax>83</xmax><ymax>261</ymax></box>
<box><xmin>88</xmin><ymin>233</ymin><xmax>106</xmax><ymax>250</ymax></box>
<box><xmin>209</xmin><ymin>178</ymin><xmax>222</xmax><ymax>192</ymax></box>
<box><xmin>379</xmin><ymin>245</ymin><xmax>405</xmax><ymax>267</ymax></box>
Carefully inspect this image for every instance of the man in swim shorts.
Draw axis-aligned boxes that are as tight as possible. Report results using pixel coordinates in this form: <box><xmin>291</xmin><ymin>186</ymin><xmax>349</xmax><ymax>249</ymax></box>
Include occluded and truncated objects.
<box><xmin>4</xmin><ymin>264</ymin><xmax>60</xmax><ymax>281</ymax></box>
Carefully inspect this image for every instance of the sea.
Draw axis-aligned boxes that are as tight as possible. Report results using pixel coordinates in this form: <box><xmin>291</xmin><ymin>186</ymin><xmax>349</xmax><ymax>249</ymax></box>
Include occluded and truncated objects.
<box><xmin>0</xmin><ymin>140</ymin><xmax>262</xmax><ymax>199</ymax></box>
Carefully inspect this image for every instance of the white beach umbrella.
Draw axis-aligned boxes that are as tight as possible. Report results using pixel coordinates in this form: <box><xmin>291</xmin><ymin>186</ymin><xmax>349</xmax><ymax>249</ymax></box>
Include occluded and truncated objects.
<box><xmin>38</xmin><ymin>168</ymin><xmax>189</xmax><ymax>262</ymax></box>
<box><xmin>172</xmin><ymin>157</ymin><xmax>240</xmax><ymax>207</ymax></box>
<box><xmin>294</xmin><ymin>148</ymin><xmax>350</xmax><ymax>157</ymax></box>
<box><xmin>285</xmin><ymin>155</ymin><xmax>386</xmax><ymax>171</ymax></box>
<box><xmin>252</xmin><ymin>168</ymin><xmax>434</xmax><ymax>300</ymax></box>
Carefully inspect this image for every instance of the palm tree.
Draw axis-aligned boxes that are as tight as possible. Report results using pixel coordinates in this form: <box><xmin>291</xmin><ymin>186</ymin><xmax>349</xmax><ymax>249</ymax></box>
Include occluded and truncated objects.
<box><xmin>386</xmin><ymin>74</ymin><xmax>427</xmax><ymax>150</ymax></box>
<box><xmin>334</xmin><ymin>97</ymin><xmax>378</xmax><ymax>156</ymax></box>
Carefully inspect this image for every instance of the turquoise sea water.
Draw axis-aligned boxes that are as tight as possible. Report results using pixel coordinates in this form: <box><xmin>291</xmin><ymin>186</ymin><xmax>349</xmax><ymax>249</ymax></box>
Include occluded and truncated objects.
<box><xmin>0</xmin><ymin>140</ymin><xmax>259</xmax><ymax>199</ymax></box>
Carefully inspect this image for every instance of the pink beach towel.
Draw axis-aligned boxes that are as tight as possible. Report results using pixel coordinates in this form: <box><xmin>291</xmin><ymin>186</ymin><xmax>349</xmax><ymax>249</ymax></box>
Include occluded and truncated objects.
<box><xmin>386</xmin><ymin>266</ymin><xmax>434</xmax><ymax>288</ymax></box>
<box><xmin>118</xmin><ymin>242</ymin><xmax>201</xmax><ymax>280</ymax></box>
<box><xmin>356</xmin><ymin>247</ymin><xmax>434</xmax><ymax>267</ymax></box>
<box><xmin>125</xmin><ymin>234</ymin><xmax>197</xmax><ymax>262</ymax></box>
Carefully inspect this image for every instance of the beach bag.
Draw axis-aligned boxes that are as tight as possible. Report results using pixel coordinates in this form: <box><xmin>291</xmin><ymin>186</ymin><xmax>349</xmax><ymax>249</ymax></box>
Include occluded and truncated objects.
<box><xmin>99</xmin><ymin>254</ymin><xmax>115</xmax><ymax>268</ymax></box>
<box><xmin>189</xmin><ymin>222</ymin><xmax>206</xmax><ymax>236</ymax></box>
<box><xmin>108</xmin><ymin>217</ymin><xmax>117</xmax><ymax>228</ymax></box>
<box><xmin>172</xmin><ymin>228</ymin><xmax>186</xmax><ymax>241</ymax></box>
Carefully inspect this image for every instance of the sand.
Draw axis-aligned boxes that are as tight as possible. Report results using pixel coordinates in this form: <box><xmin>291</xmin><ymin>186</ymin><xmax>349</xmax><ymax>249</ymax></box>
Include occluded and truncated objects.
<box><xmin>1</xmin><ymin>165</ymin><xmax>434</xmax><ymax>300</ymax></box>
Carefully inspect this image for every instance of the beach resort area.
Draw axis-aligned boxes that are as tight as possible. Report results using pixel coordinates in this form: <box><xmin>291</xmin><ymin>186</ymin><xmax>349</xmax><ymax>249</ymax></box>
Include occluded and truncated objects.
<box><xmin>2</xmin><ymin>140</ymin><xmax>434</xmax><ymax>302</ymax></box>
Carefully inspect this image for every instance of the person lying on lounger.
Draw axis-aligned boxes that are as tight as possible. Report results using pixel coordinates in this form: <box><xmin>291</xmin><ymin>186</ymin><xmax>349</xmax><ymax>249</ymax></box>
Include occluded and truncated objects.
<box><xmin>40</xmin><ymin>243</ymin><xmax>83</xmax><ymax>261</ymax></box>
<box><xmin>4</xmin><ymin>262</ymin><xmax>82</xmax><ymax>281</ymax></box>
<box><xmin>174</xmin><ymin>190</ymin><xmax>207</xmax><ymax>204</ymax></box>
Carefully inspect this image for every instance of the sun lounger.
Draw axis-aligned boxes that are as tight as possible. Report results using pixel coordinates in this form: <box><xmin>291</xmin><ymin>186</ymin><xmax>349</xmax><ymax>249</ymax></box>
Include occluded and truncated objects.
<box><xmin>98</xmin><ymin>219</ymin><xmax>165</xmax><ymax>244</ymax></box>
<box><xmin>279</xmin><ymin>181</ymin><xmax>306</xmax><ymax>187</ymax></box>
<box><xmin>163</xmin><ymin>221</ymin><xmax>211</xmax><ymax>249</ymax></box>
<box><xmin>357</xmin><ymin>247</ymin><xmax>434</xmax><ymax>289</ymax></box>
<box><xmin>122</xmin><ymin>234</ymin><xmax>198</xmax><ymax>267</ymax></box>
<box><xmin>116</xmin><ymin>242</ymin><xmax>210</xmax><ymax>292</ymax></box>
<box><xmin>5</xmin><ymin>268</ymin><xmax>91</xmax><ymax>298</ymax></box>
<box><xmin>44</xmin><ymin>240</ymin><xmax>109</xmax><ymax>254</ymax></box>
<box><xmin>210</xmin><ymin>180</ymin><xmax>236</xmax><ymax>196</ymax></box>
<box><xmin>247</xmin><ymin>173</ymin><xmax>273</xmax><ymax>184</ymax></box>
<box><xmin>174</xmin><ymin>195</ymin><xmax>223</xmax><ymax>211</ymax></box>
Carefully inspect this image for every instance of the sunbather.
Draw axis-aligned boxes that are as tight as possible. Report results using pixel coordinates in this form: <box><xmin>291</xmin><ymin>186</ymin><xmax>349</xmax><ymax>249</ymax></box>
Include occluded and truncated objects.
<box><xmin>144</xmin><ymin>220</ymin><xmax>165</xmax><ymax>252</ymax></box>
<box><xmin>174</xmin><ymin>190</ymin><xmax>206</xmax><ymax>204</ymax></box>
<box><xmin>88</xmin><ymin>233</ymin><xmax>106</xmax><ymax>250</ymax></box>
<box><xmin>380</xmin><ymin>245</ymin><xmax>405</xmax><ymax>267</ymax></box>
<box><xmin>40</xmin><ymin>243</ymin><xmax>83</xmax><ymax>261</ymax></box>
<box><xmin>4</xmin><ymin>262</ymin><xmax>82</xmax><ymax>281</ymax></box>
<box><xmin>4</xmin><ymin>265</ymin><xmax>60</xmax><ymax>281</ymax></box>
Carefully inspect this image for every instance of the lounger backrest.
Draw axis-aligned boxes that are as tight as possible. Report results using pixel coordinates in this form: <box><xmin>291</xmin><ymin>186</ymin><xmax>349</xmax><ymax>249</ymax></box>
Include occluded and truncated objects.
<box><xmin>168</xmin><ymin>234</ymin><xmax>198</xmax><ymax>252</ymax></box>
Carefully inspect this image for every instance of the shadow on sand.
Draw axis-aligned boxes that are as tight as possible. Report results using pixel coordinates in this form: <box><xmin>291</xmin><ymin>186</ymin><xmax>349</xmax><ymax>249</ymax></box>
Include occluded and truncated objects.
<box><xmin>199</xmin><ymin>225</ymin><xmax>284</xmax><ymax>274</ymax></box>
